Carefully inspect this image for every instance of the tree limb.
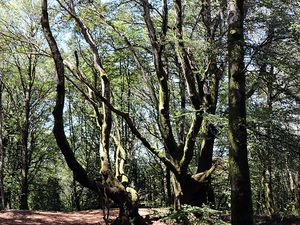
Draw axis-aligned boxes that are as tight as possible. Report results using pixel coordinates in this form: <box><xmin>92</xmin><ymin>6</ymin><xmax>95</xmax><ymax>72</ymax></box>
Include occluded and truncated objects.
<box><xmin>41</xmin><ymin>0</ymin><xmax>96</xmax><ymax>191</ymax></box>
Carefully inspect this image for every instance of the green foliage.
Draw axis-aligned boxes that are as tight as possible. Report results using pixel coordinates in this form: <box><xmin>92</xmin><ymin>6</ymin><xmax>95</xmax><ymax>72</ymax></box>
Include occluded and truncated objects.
<box><xmin>159</xmin><ymin>205</ymin><xmax>230</xmax><ymax>225</ymax></box>
<box><xmin>31</xmin><ymin>177</ymin><xmax>63</xmax><ymax>211</ymax></box>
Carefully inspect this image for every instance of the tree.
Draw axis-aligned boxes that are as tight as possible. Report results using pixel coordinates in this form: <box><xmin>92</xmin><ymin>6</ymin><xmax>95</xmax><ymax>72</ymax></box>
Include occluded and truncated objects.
<box><xmin>227</xmin><ymin>0</ymin><xmax>253</xmax><ymax>224</ymax></box>
<box><xmin>0</xmin><ymin>0</ymin><xmax>298</xmax><ymax>221</ymax></box>
<box><xmin>41</xmin><ymin>0</ymin><xmax>146</xmax><ymax>224</ymax></box>
<box><xmin>44</xmin><ymin>0</ymin><xmax>226</xmax><ymax>209</ymax></box>
<box><xmin>0</xmin><ymin>65</ymin><xmax>5</xmax><ymax>210</ymax></box>
<box><xmin>0</xmin><ymin>0</ymin><xmax>68</xmax><ymax>210</ymax></box>
<box><xmin>245</xmin><ymin>0</ymin><xmax>300</xmax><ymax>215</ymax></box>
<box><xmin>111</xmin><ymin>0</ymin><xmax>225</xmax><ymax>207</ymax></box>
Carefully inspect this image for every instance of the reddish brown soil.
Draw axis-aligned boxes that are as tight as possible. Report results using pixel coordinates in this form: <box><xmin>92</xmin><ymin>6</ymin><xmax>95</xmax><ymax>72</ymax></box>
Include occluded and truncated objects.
<box><xmin>0</xmin><ymin>208</ymin><xmax>165</xmax><ymax>225</ymax></box>
<box><xmin>0</xmin><ymin>209</ymin><xmax>299</xmax><ymax>225</ymax></box>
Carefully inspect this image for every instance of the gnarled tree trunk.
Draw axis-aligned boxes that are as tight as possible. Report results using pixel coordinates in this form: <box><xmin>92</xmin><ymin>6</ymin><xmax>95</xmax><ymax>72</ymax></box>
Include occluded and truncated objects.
<box><xmin>41</xmin><ymin>1</ymin><xmax>146</xmax><ymax>224</ymax></box>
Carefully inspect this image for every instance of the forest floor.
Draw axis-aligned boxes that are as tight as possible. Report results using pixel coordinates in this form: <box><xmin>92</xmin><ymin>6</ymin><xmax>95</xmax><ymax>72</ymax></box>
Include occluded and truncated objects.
<box><xmin>0</xmin><ymin>209</ymin><xmax>299</xmax><ymax>225</ymax></box>
<box><xmin>0</xmin><ymin>208</ymin><xmax>164</xmax><ymax>225</ymax></box>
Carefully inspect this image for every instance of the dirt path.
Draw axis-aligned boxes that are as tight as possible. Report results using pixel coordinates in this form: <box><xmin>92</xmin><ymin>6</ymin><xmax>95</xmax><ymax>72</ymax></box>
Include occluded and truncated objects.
<box><xmin>0</xmin><ymin>208</ymin><xmax>164</xmax><ymax>225</ymax></box>
<box><xmin>1</xmin><ymin>209</ymin><xmax>299</xmax><ymax>225</ymax></box>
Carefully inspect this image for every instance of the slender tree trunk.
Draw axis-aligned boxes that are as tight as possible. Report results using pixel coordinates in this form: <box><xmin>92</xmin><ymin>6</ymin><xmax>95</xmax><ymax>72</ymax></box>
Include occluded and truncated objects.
<box><xmin>166</xmin><ymin>168</ymin><xmax>172</xmax><ymax>206</ymax></box>
<box><xmin>178</xmin><ymin>56</ymin><xmax>186</xmax><ymax>146</ymax></box>
<box><xmin>72</xmin><ymin>178</ymin><xmax>81</xmax><ymax>211</ymax></box>
<box><xmin>0</xmin><ymin>73</ymin><xmax>5</xmax><ymax>210</ymax></box>
<box><xmin>68</xmin><ymin>89</ymin><xmax>81</xmax><ymax>211</ymax></box>
<box><xmin>20</xmin><ymin>105</ymin><xmax>30</xmax><ymax>210</ymax></box>
<box><xmin>262</xmin><ymin>169</ymin><xmax>273</xmax><ymax>215</ymax></box>
<box><xmin>20</xmin><ymin>86</ymin><xmax>31</xmax><ymax>210</ymax></box>
<box><xmin>265</xmin><ymin>66</ymin><xmax>274</xmax><ymax>215</ymax></box>
<box><xmin>161</xmin><ymin>168</ymin><xmax>166</xmax><ymax>206</ymax></box>
<box><xmin>228</xmin><ymin>1</ymin><xmax>253</xmax><ymax>224</ymax></box>
<box><xmin>99</xmin><ymin>73</ymin><xmax>112</xmax><ymax>177</ymax></box>
<box><xmin>19</xmin><ymin>52</ymin><xmax>36</xmax><ymax>210</ymax></box>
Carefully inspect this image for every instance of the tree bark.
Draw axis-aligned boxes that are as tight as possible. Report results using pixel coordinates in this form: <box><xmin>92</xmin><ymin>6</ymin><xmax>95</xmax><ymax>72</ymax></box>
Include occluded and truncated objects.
<box><xmin>41</xmin><ymin>0</ymin><xmax>94</xmax><ymax>191</ymax></box>
<box><xmin>178</xmin><ymin>176</ymin><xmax>211</xmax><ymax>206</ymax></box>
<box><xmin>196</xmin><ymin>58</ymin><xmax>222</xmax><ymax>206</ymax></box>
<box><xmin>20</xmin><ymin>93</ymin><xmax>30</xmax><ymax>210</ymax></box>
<box><xmin>166</xmin><ymin>168</ymin><xmax>172</xmax><ymax>206</ymax></box>
<box><xmin>0</xmin><ymin>72</ymin><xmax>5</xmax><ymax>210</ymax></box>
<box><xmin>228</xmin><ymin>0</ymin><xmax>253</xmax><ymax>224</ymax></box>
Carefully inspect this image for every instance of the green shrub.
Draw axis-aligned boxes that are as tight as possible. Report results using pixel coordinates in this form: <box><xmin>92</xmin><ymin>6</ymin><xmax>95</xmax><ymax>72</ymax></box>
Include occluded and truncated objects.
<box><xmin>159</xmin><ymin>205</ymin><xmax>230</xmax><ymax>225</ymax></box>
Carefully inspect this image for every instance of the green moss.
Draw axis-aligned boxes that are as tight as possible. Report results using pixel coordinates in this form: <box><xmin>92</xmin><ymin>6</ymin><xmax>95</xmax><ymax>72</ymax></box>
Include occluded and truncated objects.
<box><xmin>126</xmin><ymin>187</ymin><xmax>138</xmax><ymax>203</ymax></box>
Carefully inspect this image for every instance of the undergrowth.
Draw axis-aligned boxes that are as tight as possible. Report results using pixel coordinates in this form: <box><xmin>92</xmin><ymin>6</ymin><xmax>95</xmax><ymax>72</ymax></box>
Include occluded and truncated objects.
<box><xmin>156</xmin><ymin>205</ymin><xmax>230</xmax><ymax>225</ymax></box>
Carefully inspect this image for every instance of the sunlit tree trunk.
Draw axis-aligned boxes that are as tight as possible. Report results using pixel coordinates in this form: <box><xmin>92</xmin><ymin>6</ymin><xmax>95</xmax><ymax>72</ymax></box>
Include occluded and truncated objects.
<box><xmin>228</xmin><ymin>0</ymin><xmax>253</xmax><ymax>224</ymax></box>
